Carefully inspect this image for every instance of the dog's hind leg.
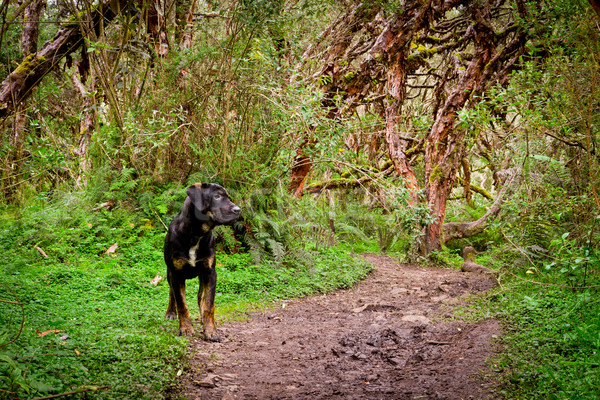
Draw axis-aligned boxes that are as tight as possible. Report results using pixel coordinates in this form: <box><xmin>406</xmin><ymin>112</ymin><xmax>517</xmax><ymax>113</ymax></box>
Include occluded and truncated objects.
<box><xmin>198</xmin><ymin>267</ymin><xmax>220</xmax><ymax>342</ymax></box>
<box><xmin>168</xmin><ymin>274</ymin><xmax>194</xmax><ymax>336</ymax></box>
<box><xmin>165</xmin><ymin>287</ymin><xmax>177</xmax><ymax>320</ymax></box>
<box><xmin>164</xmin><ymin>268</ymin><xmax>178</xmax><ymax>320</ymax></box>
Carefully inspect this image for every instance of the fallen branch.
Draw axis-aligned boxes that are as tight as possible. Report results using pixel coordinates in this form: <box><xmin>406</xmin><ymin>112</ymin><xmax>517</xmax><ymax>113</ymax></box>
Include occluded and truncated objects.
<box><xmin>306</xmin><ymin>176</ymin><xmax>373</xmax><ymax>193</ymax></box>
<box><xmin>35</xmin><ymin>246</ymin><xmax>48</xmax><ymax>258</ymax></box>
<box><xmin>0</xmin><ymin>284</ymin><xmax>25</xmax><ymax>348</ymax></box>
<box><xmin>193</xmin><ymin>12</ymin><xmax>229</xmax><ymax>19</ymax></box>
<box><xmin>0</xmin><ymin>0</ymin><xmax>133</xmax><ymax>119</ymax></box>
<box><xmin>153</xmin><ymin>208</ymin><xmax>168</xmax><ymax>230</ymax></box>
<box><xmin>501</xmin><ymin>231</ymin><xmax>537</xmax><ymax>267</ymax></box>
<box><xmin>29</xmin><ymin>385</ymin><xmax>109</xmax><ymax>400</ymax></box>
<box><xmin>304</xmin><ymin>161</ymin><xmax>398</xmax><ymax>194</ymax></box>
<box><xmin>93</xmin><ymin>200</ymin><xmax>115</xmax><ymax>211</ymax></box>
<box><xmin>0</xmin><ymin>299</ymin><xmax>22</xmax><ymax>305</ymax></box>
<box><xmin>456</xmin><ymin>176</ymin><xmax>493</xmax><ymax>200</ymax></box>
<box><xmin>443</xmin><ymin>170</ymin><xmax>519</xmax><ymax>243</ymax></box>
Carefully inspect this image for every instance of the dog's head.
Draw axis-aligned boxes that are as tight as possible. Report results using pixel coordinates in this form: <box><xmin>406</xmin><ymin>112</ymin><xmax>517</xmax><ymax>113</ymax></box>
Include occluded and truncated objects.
<box><xmin>186</xmin><ymin>183</ymin><xmax>241</xmax><ymax>226</ymax></box>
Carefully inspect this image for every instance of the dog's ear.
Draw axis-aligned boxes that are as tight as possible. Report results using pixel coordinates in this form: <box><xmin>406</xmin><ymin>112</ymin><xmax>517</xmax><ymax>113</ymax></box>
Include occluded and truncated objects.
<box><xmin>186</xmin><ymin>183</ymin><xmax>208</xmax><ymax>212</ymax></box>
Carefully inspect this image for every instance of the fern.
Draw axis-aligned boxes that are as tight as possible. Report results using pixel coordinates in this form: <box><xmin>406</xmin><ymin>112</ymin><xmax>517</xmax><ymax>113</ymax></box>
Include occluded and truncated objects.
<box><xmin>254</xmin><ymin>231</ymin><xmax>271</xmax><ymax>244</ymax></box>
<box><xmin>246</xmin><ymin>231</ymin><xmax>266</xmax><ymax>264</ymax></box>
<box><xmin>266</xmin><ymin>238</ymin><xmax>285</xmax><ymax>263</ymax></box>
<box><xmin>109</xmin><ymin>167</ymin><xmax>136</xmax><ymax>192</ymax></box>
<box><xmin>336</xmin><ymin>223</ymin><xmax>369</xmax><ymax>242</ymax></box>
<box><xmin>262</xmin><ymin>215</ymin><xmax>282</xmax><ymax>240</ymax></box>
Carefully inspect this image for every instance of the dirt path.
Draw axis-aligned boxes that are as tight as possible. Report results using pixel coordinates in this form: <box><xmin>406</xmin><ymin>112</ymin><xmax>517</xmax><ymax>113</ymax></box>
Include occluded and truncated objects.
<box><xmin>182</xmin><ymin>254</ymin><xmax>501</xmax><ymax>400</ymax></box>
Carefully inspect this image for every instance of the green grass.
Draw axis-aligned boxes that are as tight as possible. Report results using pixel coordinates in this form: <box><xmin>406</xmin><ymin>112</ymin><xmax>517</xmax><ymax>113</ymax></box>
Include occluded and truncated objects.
<box><xmin>424</xmin><ymin>243</ymin><xmax>600</xmax><ymax>399</ymax></box>
<box><xmin>489</xmin><ymin>283</ymin><xmax>600</xmax><ymax>400</ymax></box>
<box><xmin>461</xmin><ymin>245</ymin><xmax>600</xmax><ymax>400</ymax></box>
<box><xmin>0</xmin><ymin>194</ymin><xmax>373</xmax><ymax>399</ymax></box>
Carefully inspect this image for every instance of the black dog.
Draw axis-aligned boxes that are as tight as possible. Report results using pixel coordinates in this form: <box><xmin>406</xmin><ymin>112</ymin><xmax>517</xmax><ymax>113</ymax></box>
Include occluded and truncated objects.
<box><xmin>164</xmin><ymin>183</ymin><xmax>240</xmax><ymax>341</ymax></box>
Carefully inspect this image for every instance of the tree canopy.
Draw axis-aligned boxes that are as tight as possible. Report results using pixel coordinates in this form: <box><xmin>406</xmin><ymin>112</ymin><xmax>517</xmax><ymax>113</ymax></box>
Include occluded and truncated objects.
<box><xmin>0</xmin><ymin>0</ymin><xmax>598</xmax><ymax>254</ymax></box>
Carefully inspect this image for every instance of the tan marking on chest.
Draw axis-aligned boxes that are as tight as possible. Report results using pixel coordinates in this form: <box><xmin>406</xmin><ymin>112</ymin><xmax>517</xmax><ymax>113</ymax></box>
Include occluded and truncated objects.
<box><xmin>172</xmin><ymin>258</ymin><xmax>187</xmax><ymax>270</ymax></box>
<box><xmin>201</xmin><ymin>223</ymin><xmax>212</xmax><ymax>233</ymax></box>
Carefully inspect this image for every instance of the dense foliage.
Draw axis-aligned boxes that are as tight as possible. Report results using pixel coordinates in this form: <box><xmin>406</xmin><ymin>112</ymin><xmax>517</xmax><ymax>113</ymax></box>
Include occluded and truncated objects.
<box><xmin>1</xmin><ymin>0</ymin><xmax>599</xmax><ymax>398</ymax></box>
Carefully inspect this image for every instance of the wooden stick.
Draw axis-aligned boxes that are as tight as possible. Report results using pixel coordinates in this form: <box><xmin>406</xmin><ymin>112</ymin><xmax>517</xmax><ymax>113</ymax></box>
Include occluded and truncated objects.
<box><xmin>29</xmin><ymin>385</ymin><xmax>109</xmax><ymax>400</ymax></box>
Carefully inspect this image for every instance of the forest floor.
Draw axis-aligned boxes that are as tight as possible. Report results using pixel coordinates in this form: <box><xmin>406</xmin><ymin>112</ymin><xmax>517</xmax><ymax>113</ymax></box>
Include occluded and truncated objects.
<box><xmin>181</xmin><ymin>254</ymin><xmax>501</xmax><ymax>400</ymax></box>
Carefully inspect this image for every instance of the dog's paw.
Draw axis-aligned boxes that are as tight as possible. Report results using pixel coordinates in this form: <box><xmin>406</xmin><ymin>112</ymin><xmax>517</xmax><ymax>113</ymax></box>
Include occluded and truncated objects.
<box><xmin>202</xmin><ymin>330</ymin><xmax>221</xmax><ymax>342</ymax></box>
<box><xmin>178</xmin><ymin>326</ymin><xmax>195</xmax><ymax>336</ymax></box>
<box><xmin>165</xmin><ymin>312</ymin><xmax>177</xmax><ymax>320</ymax></box>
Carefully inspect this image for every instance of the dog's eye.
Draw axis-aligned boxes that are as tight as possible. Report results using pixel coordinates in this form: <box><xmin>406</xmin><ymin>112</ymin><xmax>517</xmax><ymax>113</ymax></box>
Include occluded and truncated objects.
<box><xmin>214</xmin><ymin>194</ymin><xmax>222</xmax><ymax>200</ymax></box>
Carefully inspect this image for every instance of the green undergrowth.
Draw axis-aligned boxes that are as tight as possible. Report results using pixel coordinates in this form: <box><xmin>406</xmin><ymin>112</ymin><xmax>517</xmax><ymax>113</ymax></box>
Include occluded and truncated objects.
<box><xmin>452</xmin><ymin>243</ymin><xmax>600</xmax><ymax>399</ymax></box>
<box><xmin>0</xmin><ymin>192</ymin><xmax>373</xmax><ymax>399</ymax></box>
<box><xmin>493</xmin><ymin>284</ymin><xmax>600</xmax><ymax>399</ymax></box>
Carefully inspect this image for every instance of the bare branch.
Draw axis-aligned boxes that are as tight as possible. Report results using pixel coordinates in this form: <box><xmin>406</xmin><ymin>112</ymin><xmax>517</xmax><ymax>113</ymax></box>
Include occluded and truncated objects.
<box><xmin>0</xmin><ymin>283</ymin><xmax>25</xmax><ymax>349</ymax></box>
<box><xmin>0</xmin><ymin>0</ymin><xmax>133</xmax><ymax>119</ymax></box>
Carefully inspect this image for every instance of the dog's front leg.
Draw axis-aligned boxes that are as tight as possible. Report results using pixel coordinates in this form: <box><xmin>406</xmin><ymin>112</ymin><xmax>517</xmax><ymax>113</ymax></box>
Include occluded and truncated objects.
<box><xmin>198</xmin><ymin>267</ymin><xmax>219</xmax><ymax>342</ymax></box>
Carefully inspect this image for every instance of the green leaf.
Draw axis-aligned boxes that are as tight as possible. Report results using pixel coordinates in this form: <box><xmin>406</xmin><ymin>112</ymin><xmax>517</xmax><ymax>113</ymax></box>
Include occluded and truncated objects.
<box><xmin>30</xmin><ymin>380</ymin><xmax>56</xmax><ymax>392</ymax></box>
<box><xmin>0</xmin><ymin>354</ymin><xmax>16</xmax><ymax>366</ymax></box>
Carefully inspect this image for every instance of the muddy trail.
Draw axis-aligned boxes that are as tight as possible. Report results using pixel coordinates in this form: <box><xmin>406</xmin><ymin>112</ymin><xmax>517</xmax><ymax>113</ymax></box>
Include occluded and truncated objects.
<box><xmin>182</xmin><ymin>254</ymin><xmax>501</xmax><ymax>400</ymax></box>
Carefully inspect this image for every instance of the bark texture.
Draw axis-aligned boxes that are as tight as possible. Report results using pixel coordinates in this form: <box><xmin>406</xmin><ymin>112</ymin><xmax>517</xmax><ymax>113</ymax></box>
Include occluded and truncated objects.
<box><xmin>177</xmin><ymin>0</ymin><xmax>196</xmax><ymax>50</ymax></box>
<box><xmin>443</xmin><ymin>170</ymin><xmax>519</xmax><ymax>243</ymax></box>
<box><xmin>289</xmin><ymin>136</ymin><xmax>315</xmax><ymax>198</ymax></box>
<box><xmin>145</xmin><ymin>0</ymin><xmax>169</xmax><ymax>56</ymax></box>
<box><xmin>20</xmin><ymin>0</ymin><xmax>45</xmax><ymax>56</ymax></box>
<box><xmin>302</xmin><ymin>0</ymin><xmax>530</xmax><ymax>253</ymax></box>
<box><xmin>5</xmin><ymin>0</ymin><xmax>45</xmax><ymax>198</ymax></box>
<box><xmin>420</xmin><ymin>5</ymin><xmax>495</xmax><ymax>254</ymax></box>
<box><xmin>0</xmin><ymin>0</ymin><xmax>132</xmax><ymax>119</ymax></box>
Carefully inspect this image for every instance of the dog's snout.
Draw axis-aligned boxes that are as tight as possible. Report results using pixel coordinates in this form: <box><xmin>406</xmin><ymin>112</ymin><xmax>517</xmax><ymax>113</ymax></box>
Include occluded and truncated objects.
<box><xmin>232</xmin><ymin>205</ymin><xmax>241</xmax><ymax>214</ymax></box>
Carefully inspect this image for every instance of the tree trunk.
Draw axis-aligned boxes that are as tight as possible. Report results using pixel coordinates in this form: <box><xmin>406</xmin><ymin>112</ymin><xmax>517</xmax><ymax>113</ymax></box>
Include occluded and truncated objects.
<box><xmin>20</xmin><ymin>0</ymin><xmax>45</xmax><ymax>56</ymax></box>
<box><xmin>177</xmin><ymin>0</ymin><xmax>196</xmax><ymax>50</ymax></box>
<box><xmin>461</xmin><ymin>157</ymin><xmax>472</xmax><ymax>204</ymax></box>
<box><xmin>420</xmin><ymin>5</ymin><xmax>495</xmax><ymax>254</ymax></box>
<box><xmin>383</xmin><ymin>60</ymin><xmax>420</xmax><ymax>204</ymax></box>
<box><xmin>376</xmin><ymin>6</ymin><xmax>427</xmax><ymax>205</ymax></box>
<box><xmin>4</xmin><ymin>0</ymin><xmax>45</xmax><ymax>200</ymax></box>
<box><xmin>70</xmin><ymin>59</ymin><xmax>96</xmax><ymax>187</ymax></box>
<box><xmin>0</xmin><ymin>0</ymin><xmax>132</xmax><ymax>119</ymax></box>
<box><xmin>385</xmin><ymin>106</ymin><xmax>420</xmax><ymax>205</ymax></box>
<box><xmin>289</xmin><ymin>136</ymin><xmax>314</xmax><ymax>198</ymax></box>
<box><xmin>376</xmin><ymin>0</ymin><xmax>456</xmax><ymax>215</ymax></box>
<box><xmin>145</xmin><ymin>0</ymin><xmax>170</xmax><ymax>56</ymax></box>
